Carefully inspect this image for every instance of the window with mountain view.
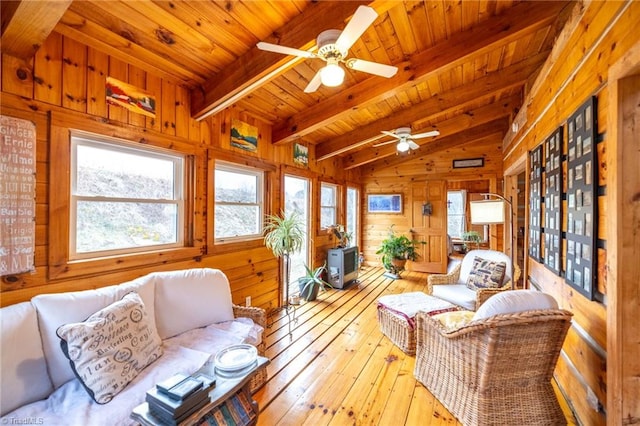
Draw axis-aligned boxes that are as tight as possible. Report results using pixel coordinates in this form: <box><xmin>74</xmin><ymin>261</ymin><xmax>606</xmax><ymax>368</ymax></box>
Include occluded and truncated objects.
<box><xmin>70</xmin><ymin>135</ymin><xmax>184</xmax><ymax>259</ymax></box>
<box><xmin>214</xmin><ymin>162</ymin><xmax>264</xmax><ymax>241</ymax></box>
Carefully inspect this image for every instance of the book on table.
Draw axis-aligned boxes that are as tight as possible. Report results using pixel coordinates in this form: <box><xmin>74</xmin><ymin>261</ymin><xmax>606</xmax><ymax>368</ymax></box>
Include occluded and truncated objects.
<box><xmin>146</xmin><ymin>372</ymin><xmax>216</xmax><ymax>421</ymax></box>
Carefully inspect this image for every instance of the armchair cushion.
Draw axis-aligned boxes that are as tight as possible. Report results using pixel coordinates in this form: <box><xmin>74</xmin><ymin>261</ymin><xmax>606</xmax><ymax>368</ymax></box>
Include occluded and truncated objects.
<box><xmin>466</xmin><ymin>257</ymin><xmax>506</xmax><ymax>290</ymax></box>
<box><xmin>473</xmin><ymin>290</ymin><xmax>559</xmax><ymax>320</ymax></box>
<box><xmin>432</xmin><ymin>310</ymin><xmax>475</xmax><ymax>332</ymax></box>
<box><xmin>431</xmin><ymin>285</ymin><xmax>476</xmax><ymax>311</ymax></box>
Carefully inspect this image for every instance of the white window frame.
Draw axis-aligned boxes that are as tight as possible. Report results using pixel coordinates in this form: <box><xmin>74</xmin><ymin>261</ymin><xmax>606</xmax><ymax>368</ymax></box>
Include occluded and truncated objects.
<box><xmin>70</xmin><ymin>134</ymin><xmax>185</xmax><ymax>260</ymax></box>
<box><xmin>214</xmin><ymin>161</ymin><xmax>265</xmax><ymax>243</ymax></box>
<box><xmin>346</xmin><ymin>186</ymin><xmax>359</xmax><ymax>247</ymax></box>
<box><xmin>447</xmin><ymin>190</ymin><xmax>466</xmax><ymax>239</ymax></box>
<box><xmin>320</xmin><ymin>182</ymin><xmax>338</xmax><ymax>229</ymax></box>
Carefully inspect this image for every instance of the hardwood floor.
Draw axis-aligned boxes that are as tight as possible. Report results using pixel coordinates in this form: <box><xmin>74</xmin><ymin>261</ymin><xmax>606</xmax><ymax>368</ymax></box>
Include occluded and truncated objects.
<box><xmin>254</xmin><ymin>266</ymin><xmax>576</xmax><ymax>425</ymax></box>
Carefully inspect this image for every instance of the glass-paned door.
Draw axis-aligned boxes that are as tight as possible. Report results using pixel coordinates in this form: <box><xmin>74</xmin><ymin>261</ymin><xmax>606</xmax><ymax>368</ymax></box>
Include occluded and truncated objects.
<box><xmin>346</xmin><ymin>186</ymin><xmax>359</xmax><ymax>248</ymax></box>
<box><xmin>284</xmin><ymin>175</ymin><xmax>310</xmax><ymax>302</ymax></box>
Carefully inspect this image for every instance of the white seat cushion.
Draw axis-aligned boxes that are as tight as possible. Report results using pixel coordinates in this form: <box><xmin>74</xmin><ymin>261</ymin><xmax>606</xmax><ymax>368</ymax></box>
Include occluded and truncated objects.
<box><xmin>152</xmin><ymin>268</ymin><xmax>235</xmax><ymax>339</ymax></box>
<box><xmin>431</xmin><ymin>284</ymin><xmax>477</xmax><ymax>311</ymax></box>
<box><xmin>473</xmin><ymin>290</ymin><xmax>559</xmax><ymax>320</ymax></box>
<box><xmin>0</xmin><ymin>302</ymin><xmax>53</xmax><ymax>415</ymax></box>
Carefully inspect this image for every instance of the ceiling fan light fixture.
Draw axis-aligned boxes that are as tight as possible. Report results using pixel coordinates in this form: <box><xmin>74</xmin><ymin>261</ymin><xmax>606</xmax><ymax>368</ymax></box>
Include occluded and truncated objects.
<box><xmin>397</xmin><ymin>140</ymin><xmax>410</xmax><ymax>152</ymax></box>
<box><xmin>320</xmin><ymin>60</ymin><xmax>345</xmax><ymax>87</ymax></box>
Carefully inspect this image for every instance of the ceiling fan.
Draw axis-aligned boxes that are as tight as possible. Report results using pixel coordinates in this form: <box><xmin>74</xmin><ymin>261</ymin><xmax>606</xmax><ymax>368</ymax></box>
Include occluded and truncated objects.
<box><xmin>256</xmin><ymin>5</ymin><xmax>398</xmax><ymax>93</ymax></box>
<box><xmin>373</xmin><ymin>127</ymin><xmax>440</xmax><ymax>153</ymax></box>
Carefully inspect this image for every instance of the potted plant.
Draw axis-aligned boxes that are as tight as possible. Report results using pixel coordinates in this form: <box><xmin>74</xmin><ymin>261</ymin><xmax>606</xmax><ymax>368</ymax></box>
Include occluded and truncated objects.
<box><xmin>376</xmin><ymin>226</ymin><xmax>425</xmax><ymax>278</ymax></box>
<box><xmin>298</xmin><ymin>262</ymin><xmax>332</xmax><ymax>302</ymax></box>
<box><xmin>461</xmin><ymin>230</ymin><xmax>482</xmax><ymax>252</ymax></box>
<box><xmin>263</xmin><ymin>211</ymin><xmax>305</xmax><ymax>305</ymax></box>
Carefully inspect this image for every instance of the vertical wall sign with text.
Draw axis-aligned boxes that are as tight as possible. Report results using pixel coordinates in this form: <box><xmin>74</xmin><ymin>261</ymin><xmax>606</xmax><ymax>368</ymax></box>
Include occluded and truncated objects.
<box><xmin>528</xmin><ymin>144</ymin><xmax>543</xmax><ymax>262</ymax></box>
<box><xmin>565</xmin><ymin>97</ymin><xmax>598</xmax><ymax>300</ymax></box>
<box><xmin>0</xmin><ymin>115</ymin><xmax>36</xmax><ymax>276</ymax></box>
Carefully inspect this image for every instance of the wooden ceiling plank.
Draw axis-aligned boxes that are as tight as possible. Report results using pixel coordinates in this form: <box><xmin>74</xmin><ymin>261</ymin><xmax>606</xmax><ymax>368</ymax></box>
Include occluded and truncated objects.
<box><xmin>351</xmin><ymin>117</ymin><xmax>510</xmax><ymax>171</ymax></box>
<box><xmin>405</xmin><ymin>1</ymin><xmax>433</xmax><ymax>51</ymax></box>
<box><xmin>70</xmin><ymin>1</ymin><xmax>223</xmax><ymax>75</ymax></box>
<box><xmin>1</xmin><ymin>0</ymin><xmax>73</xmax><ymax>59</ymax></box>
<box><xmin>316</xmin><ymin>56</ymin><xmax>542</xmax><ymax>161</ymax></box>
<box><xmin>191</xmin><ymin>1</ymin><xmax>371</xmax><ymax>120</ymax></box>
<box><xmin>361</xmin><ymin>124</ymin><xmax>507</xmax><ymax>174</ymax></box>
<box><xmin>54</xmin><ymin>10</ymin><xmax>202</xmax><ymax>86</ymax></box>
<box><xmin>272</xmin><ymin>0</ymin><xmax>566</xmax><ymax>145</ymax></box>
<box><xmin>388</xmin><ymin>3</ymin><xmax>418</xmax><ymax>56</ymax></box>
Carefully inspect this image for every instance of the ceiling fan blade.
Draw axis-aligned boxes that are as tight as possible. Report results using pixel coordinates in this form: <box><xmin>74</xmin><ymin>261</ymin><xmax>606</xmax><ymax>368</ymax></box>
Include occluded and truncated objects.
<box><xmin>372</xmin><ymin>139</ymin><xmax>398</xmax><ymax>147</ymax></box>
<box><xmin>380</xmin><ymin>130</ymin><xmax>401</xmax><ymax>139</ymax></box>
<box><xmin>256</xmin><ymin>41</ymin><xmax>315</xmax><ymax>59</ymax></box>
<box><xmin>410</xmin><ymin>130</ymin><xmax>440</xmax><ymax>139</ymax></box>
<box><xmin>335</xmin><ymin>5</ymin><xmax>378</xmax><ymax>51</ymax></box>
<box><xmin>346</xmin><ymin>58</ymin><xmax>398</xmax><ymax>78</ymax></box>
<box><xmin>408</xmin><ymin>141</ymin><xmax>420</xmax><ymax>150</ymax></box>
<box><xmin>304</xmin><ymin>70</ymin><xmax>323</xmax><ymax>93</ymax></box>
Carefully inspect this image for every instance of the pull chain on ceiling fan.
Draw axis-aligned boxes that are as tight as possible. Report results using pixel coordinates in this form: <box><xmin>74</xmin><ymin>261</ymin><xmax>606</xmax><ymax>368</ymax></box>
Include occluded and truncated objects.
<box><xmin>256</xmin><ymin>6</ymin><xmax>398</xmax><ymax>93</ymax></box>
<box><xmin>374</xmin><ymin>127</ymin><xmax>440</xmax><ymax>153</ymax></box>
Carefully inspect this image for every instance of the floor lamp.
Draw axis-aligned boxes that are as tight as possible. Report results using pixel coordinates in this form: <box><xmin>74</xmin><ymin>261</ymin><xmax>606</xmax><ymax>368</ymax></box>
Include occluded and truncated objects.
<box><xmin>469</xmin><ymin>193</ymin><xmax>515</xmax><ymax>290</ymax></box>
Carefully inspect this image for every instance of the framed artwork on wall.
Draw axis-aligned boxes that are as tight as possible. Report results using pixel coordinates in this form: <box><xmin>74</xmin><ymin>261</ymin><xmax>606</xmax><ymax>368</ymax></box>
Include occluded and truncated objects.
<box><xmin>543</xmin><ymin>126</ymin><xmax>563</xmax><ymax>275</ymax></box>
<box><xmin>528</xmin><ymin>144</ymin><xmax>543</xmax><ymax>262</ymax></box>
<box><xmin>367</xmin><ymin>194</ymin><xmax>402</xmax><ymax>213</ymax></box>
<box><xmin>564</xmin><ymin>96</ymin><xmax>598</xmax><ymax>300</ymax></box>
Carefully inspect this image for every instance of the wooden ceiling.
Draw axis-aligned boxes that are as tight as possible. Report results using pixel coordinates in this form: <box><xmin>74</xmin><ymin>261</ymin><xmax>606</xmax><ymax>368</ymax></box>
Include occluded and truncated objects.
<box><xmin>2</xmin><ymin>0</ymin><xmax>573</xmax><ymax>170</ymax></box>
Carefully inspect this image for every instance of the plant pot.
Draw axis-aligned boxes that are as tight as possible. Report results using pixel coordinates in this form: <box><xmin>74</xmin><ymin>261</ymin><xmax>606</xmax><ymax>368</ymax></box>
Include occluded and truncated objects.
<box><xmin>391</xmin><ymin>258</ymin><xmax>407</xmax><ymax>270</ymax></box>
<box><xmin>299</xmin><ymin>279</ymin><xmax>320</xmax><ymax>301</ymax></box>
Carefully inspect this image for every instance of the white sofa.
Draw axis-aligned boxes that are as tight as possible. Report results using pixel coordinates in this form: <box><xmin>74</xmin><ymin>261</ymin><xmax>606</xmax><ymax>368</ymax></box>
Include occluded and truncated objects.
<box><xmin>0</xmin><ymin>268</ymin><xmax>267</xmax><ymax>425</ymax></box>
<box><xmin>427</xmin><ymin>249</ymin><xmax>520</xmax><ymax>311</ymax></box>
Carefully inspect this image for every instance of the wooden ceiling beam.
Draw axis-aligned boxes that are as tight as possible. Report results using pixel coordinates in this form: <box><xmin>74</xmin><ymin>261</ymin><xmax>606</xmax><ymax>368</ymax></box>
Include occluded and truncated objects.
<box><xmin>1</xmin><ymin>0</ymin><xmax>72</xmax><ymax>59</ymax></box>
<box><xmin>342</xmin><ymin>95</ymin><xmax>520</xmax><ymax>169</ymax></box>
<box><xmin>190</xmin><ymin>1</ymin><xmax>371</xmax><ymax>120</ymax></box>
<box><xmin>272</xmin><ymin>1</ymin><xmax>567</xmax><ymax>145</ymax></box>
<box><xmin>360</xmin><ymin>123</ymin><xmax>508</xmax><ymax>176</ymax></box>
<box><xmin>315</xmin><ymin>50</ymin><xmax>549</xmax><ymax>160</ymax></box>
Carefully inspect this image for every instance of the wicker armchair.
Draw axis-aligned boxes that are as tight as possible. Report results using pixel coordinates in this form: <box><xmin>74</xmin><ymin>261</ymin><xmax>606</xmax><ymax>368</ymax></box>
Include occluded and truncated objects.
<box><xmin>427</xmin><ymin>249</ymin><xmax>521</xmax><ymax>310</ymax></box>
<box><xmin>414</xmin><ymin>291</ymin><xmax>572</xmax><ymax>426</ymax></box>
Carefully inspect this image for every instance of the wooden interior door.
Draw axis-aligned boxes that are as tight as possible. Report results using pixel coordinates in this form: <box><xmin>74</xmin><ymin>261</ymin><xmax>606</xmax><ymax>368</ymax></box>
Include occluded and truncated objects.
<box><xmin>409</xmin><ymin>180</ymin><xmax>447</xmax><ymax>273</ymax></box>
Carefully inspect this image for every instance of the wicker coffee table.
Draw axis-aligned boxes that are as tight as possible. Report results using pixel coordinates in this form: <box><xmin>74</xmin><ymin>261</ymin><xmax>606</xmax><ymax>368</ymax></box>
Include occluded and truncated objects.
<box><xmin>377</xmin><ymin>292</ymin><xmax>458</xmax><ymax>355</ymax></box>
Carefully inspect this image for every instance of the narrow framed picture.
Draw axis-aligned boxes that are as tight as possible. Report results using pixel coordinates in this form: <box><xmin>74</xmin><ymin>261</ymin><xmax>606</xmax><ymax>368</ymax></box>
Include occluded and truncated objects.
<box><xmin>367</xmin><ymin>194</ymin><xmax>402</xmax><ymax>213</ymax></box>
<box><xmin>452</xmin><ymin>157</ymin><xmax>484</xmax><ymax>168</ymax></box>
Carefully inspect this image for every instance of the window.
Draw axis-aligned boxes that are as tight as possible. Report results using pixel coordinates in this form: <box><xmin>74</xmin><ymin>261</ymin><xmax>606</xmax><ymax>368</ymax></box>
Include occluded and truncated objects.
<box><xmin>320</xmin><ymin>182</ymin><xmax>337</xmax><ymax>229</ymax></box>
<box><xmin>447</xmin><ymin>190</ymin><xmax>466</xmax><ymax>238</ymax></box>
<box><xmin>346</xmin><ymin>186</ymin><xmax>359</xmax><ymax>247</ymax></box>
<box><xmin>214</xmin><ymin>162</ymin><xmax>264</xmax><ymax>241</ymax></box>
<box><xmin>71</xmin><ymin>135</ymin><xmax>184</xmax><ymax>259</ymax></box>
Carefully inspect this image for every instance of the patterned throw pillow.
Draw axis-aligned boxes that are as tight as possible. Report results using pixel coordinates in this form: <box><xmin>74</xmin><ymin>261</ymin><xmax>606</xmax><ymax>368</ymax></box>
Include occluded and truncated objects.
<box><xmin>466</xmin><ymin>256</ymin><xmax>507</xmax><ymax>290</ymax></box>
<box><xmin>56</xmin><ymin>292</ymin><xmax>163</xmax><ymax>404</ymax></box>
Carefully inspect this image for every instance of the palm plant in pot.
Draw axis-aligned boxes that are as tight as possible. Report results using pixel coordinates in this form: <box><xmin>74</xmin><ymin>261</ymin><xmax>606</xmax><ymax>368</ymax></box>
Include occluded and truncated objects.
<box><xmin>298</xmin><ymin>262</ymin><xmax>332</xmax><ymax>302</ymax></box>
<box><xmin>263</xmin><ymin>211</ymin><xmax>305</xmax><ymax>306</ymax></box>
<box><xmin>376</xmin><ymin>225</ymin><xmax>425</xmax><ymax>279</ymax></box>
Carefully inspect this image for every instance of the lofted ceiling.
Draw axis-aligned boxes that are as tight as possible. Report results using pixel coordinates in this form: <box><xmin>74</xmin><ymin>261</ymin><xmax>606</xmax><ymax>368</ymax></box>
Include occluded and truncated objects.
<box><xmin>2</xmin><ymin>0</ymin><xmax>573</xmax><ymax>171</ymax></box>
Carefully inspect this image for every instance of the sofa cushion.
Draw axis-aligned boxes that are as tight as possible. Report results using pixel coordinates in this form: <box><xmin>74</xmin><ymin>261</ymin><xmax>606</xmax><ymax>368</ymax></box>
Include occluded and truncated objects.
<box><xmin>31</xmin><ymin>278</ymin><xmax>155</xmax><ymax>389</ymax></box>
<box><xmin>152</xmin><ymin>268</ymin><xmax>235</xmax><ymax>339</ymax></box>
<box><xmin>32</xmin><ymin>286</ymin><xmax>117</xmax><ymax>389</ymax></box>
<box><xmin>466</xmin><ymin>257</ymin><xmax>506</xmax><ymax>290</ymax></box>
<box><xmin>1</xmin><ymin>345</ymin><xmax>211</xmax><ymax>426</ymax></box>
<box><xmin>56</xmin><ymin>292</ymin><xmax>163</xmax><ymax>404</ymax></box>
<box><xmin>0</xmin><ymin>302</ymin><xmax>54</xmax><ymax>416</ymax></box>
<box><xmin>473</xmin><ymin>290</ymin><xmax>559</xmax><ymax>320</ymax></box>
<box><xmin>431</xmin><ymin>284</ymin><xmax>477</xmax><ymax>311</ymax></box>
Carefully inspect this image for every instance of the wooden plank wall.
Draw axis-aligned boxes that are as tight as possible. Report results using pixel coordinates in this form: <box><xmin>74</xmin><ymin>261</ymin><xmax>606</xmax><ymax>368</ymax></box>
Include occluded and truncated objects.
<box><xmin>360</xmin><ymin>138</ymin><xmax>504</xmax><ymax>267</ymax></box>
<box><xmin>503</xmin><ymin>2</ymin><xmax>639</xmax><ymax>424</ymax></box>
<box><xmin>0</xmin><ymin>31</ymin><xmax>358</xmax><ymax>312</ymax></box>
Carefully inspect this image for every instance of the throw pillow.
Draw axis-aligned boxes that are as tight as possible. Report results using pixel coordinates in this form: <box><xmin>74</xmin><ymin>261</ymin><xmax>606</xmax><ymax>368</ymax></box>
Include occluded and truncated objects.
<box><xmin>56</xmin><ymin>292</ymin><xmax>163</xmax><ymax>404</ymax></box>
<box><xmin>466</xmin><ymin>256</ymin><xmax>506</xmax><ymax>289</ymax></box>
<box><xmin>432</xmin><ymin>310</ymin><xmax>475</xmax><ymax>332</ymax></box>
